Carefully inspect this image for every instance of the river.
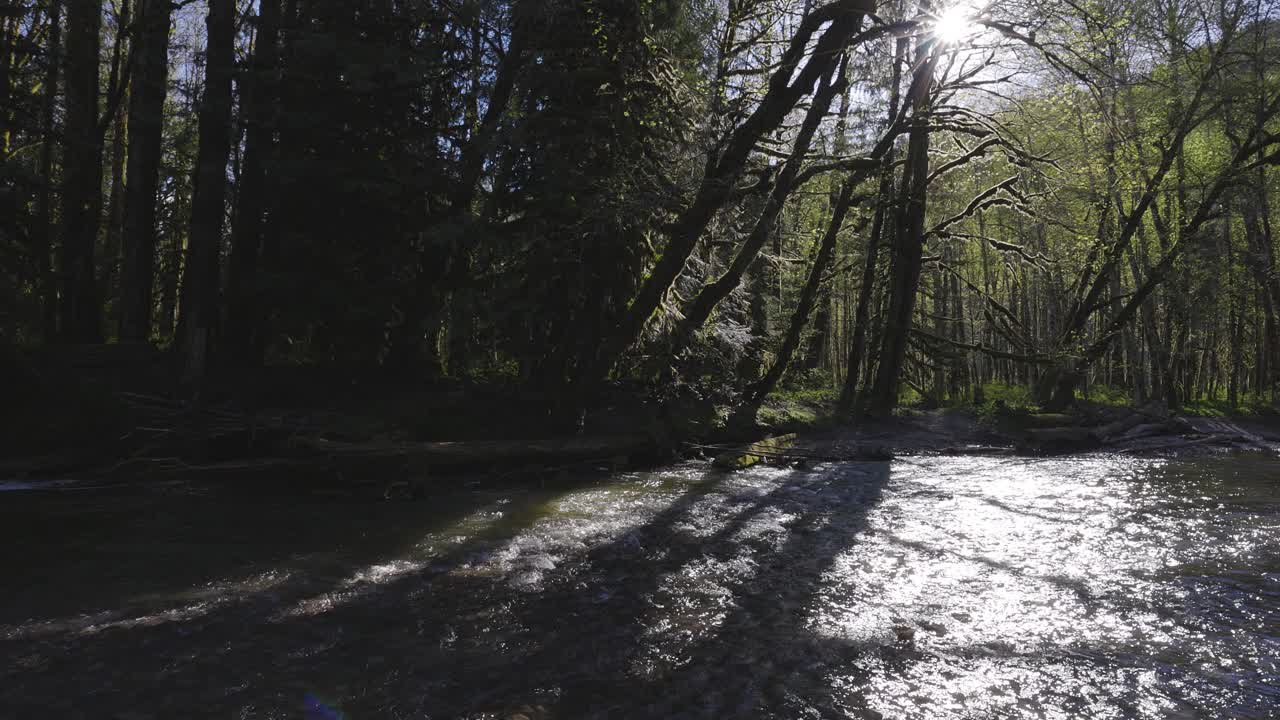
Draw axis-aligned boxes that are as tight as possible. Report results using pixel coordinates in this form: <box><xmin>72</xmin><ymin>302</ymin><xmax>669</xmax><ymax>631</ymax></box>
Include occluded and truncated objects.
<box><xmin>2</xmin><ymin>452</ymin><xmax>1278</xmax><ymax>718</ymax></box>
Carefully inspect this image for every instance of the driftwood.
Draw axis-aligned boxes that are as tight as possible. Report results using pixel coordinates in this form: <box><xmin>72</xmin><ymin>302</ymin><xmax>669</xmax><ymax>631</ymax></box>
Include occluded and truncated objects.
<box><xmin>1018</xmin><ymin>401</ymin><xmax>1192</xmax><ymax>455</ymax></box>
<box><xmin>1118</xmin><ymin>422</ymin><xmax>1175</xmax><ymax>442</ymax></box>
<box><xmin>1018</xmin><ymin>401</ymin><xmax>1278</xmax><ymax>457</ymax></box>
<box><xmin>713</xmin><ymin>434</ymin><xmax>799</xmax><ymax>469</ymax></box>
<box><xmin>1119</xmin><ymin>434</ymin><xmax>1244</xmax><ymax>455</ymax></box>
<box><xmin>941</xmin><ymin>445</ymin><xmax>1018</xmax><ymax>456</ymax></box>
<box><xmin>705</xmin><ymin>435</ymin><xmax>893</xmax><ymax>470</ymax></box>
<box><xmin>1117</xmin><ymin>416</ymin><xmax>1279</xmax><ymax>456</ymax></box>
<box><xmin>1088</xmin><ymin>412</ymin><xmax>1150</xmax><ymax>443</ymax></box>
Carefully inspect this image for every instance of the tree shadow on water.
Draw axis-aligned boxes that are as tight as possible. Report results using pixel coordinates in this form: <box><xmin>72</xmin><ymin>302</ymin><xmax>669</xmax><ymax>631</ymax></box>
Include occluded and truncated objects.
<box><xmin>1</xmin><ymin>461</ymin><xmax>896</xmax><ymax>719</ymax></box>
<box><xmin>0</xmin><ymin>475</ymin><xmax>554</xmax><ymax>624</ymax></box>
<box><xmin>0</xmin><ymin>467</ymin><xmax>639</xmax><ymax>712</ymax></box>
<box><xmin>424</xmin><ymin>460</ymin><xmax>896</xmax><ymax>719</ymax></box>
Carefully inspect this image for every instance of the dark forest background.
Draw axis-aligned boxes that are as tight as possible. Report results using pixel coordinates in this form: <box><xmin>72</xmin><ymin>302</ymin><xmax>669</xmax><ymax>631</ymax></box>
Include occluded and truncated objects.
<box><xmin>2</xmin><ymin>0</ymin><xmax>1279</xmax><ymax>435</ymax></box>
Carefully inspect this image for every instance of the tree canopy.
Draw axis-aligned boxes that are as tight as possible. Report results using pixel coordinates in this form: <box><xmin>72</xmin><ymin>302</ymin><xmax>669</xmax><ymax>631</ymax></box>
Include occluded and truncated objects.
<box><xmin>1</xmin><ymin>0</ymin><xmax>1278</xmax><ymax>424</ymax></box>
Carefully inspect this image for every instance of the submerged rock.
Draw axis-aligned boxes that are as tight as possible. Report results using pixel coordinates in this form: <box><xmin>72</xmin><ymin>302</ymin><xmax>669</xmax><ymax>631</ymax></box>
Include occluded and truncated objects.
<box><xmin>525</xmin><ymin>554</ymin><xmax>557</xmax><ymax>571</ymax></box>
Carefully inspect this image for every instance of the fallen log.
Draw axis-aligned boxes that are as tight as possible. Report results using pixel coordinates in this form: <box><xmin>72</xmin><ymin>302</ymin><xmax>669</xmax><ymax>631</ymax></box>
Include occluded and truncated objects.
<box><xmin>941</xmin><ymin>445</ymin><xmax>1018</xmax><ymax>456</ymax></box>
<box><xmin>101</xmin><ymin>456</ymin><xmax>316</xmax><ymax>482</ymax></box>
<box><xmin>290</xmin><ymin>433</ymin><xmax>660</xmax><ymax>471</ymax></box>
<box><xmin>1120</xmin><ymin>422</ymin><xmax>1170</xmax><ymax>438</ymax></box>
<box><xmin>1089</xmin><ymin>411</ymin><xmax>1151</xmax><ymax>444</ymax></box>
<box><xmin>713</xmin><ymin>434</ymin><xmax>799</xmax><ymax>470</ymax></box>
<box><xmin>1119</xmin><ymin>434</ymin><xmax>1243</xmax><ymax>455</ymax></box>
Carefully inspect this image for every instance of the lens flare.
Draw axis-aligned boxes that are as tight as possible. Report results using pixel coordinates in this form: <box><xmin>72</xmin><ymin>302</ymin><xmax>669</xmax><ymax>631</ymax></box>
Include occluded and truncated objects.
<box><xmin>934</xmin><ymin>3</ymin><xmax>977</xmax><ymax>45</ymax></box>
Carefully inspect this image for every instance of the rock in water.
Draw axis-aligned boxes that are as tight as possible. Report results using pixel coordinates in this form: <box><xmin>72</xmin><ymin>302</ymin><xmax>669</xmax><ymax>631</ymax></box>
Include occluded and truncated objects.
<box><xmin>526</xmin><ymin>554</ymin><xmax>556</xmax><ymax>571</ymax></box>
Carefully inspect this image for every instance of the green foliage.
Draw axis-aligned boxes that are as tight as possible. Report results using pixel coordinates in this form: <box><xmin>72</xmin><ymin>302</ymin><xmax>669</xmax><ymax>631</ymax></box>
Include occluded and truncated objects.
<box><xmin>972</xmin><ymin>382</ymin><xmax>1040</xmax><ymax>423</ymax></box>
<box><xmin>1177</xmin><ymin>394</ymin><xmax>1276</xmax><ymax>418</ymax></box>
<box><xmin>898</xmin><ymin>386</ymin><xmax>924</xmax><ymax>408</ymax></box>
<box><xmin>757</xmin><ymin>391</ymin><xmax>834</xmax><ymax>432</ymax></box>
<box><xmin>489</xmin><ymin>0</ymin><xmax>704</xmax><ymax>390</ymax></box>
<box><xmin>1080</xmin><ymin>384</ymin><xmax>1132</xmax><ymax>408</ymax></box>
<box><xmin>772</xmin><ymin>384</ymin><xmax>839</xmax><ymax>408</ymax></box>
<box><xmin>263</xmin><ymin>1</ymin><xmax>431</xmax><ymax>364</ymax></box>
<box><xmin>782</xmin><ymin>366</ymin><xmax>835</xmax><ymax>393</ymax></box>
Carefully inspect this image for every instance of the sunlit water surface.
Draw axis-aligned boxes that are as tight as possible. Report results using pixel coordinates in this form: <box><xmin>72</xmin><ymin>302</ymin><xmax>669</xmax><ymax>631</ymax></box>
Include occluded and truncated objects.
<box><xmin>2</xmin><ymin>454</ymin><xmax>1278</xmax><ymax>718</ymax></box>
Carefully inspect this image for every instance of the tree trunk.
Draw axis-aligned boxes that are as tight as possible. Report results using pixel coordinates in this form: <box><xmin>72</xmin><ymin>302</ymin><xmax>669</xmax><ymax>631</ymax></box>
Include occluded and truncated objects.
<box><xmin>932</xmin><ymin>264</ymin><xmax>948</xmax><ymax>403</ymax></box>
<box><xmin>58</xmin><ymin>0</ymin><xmax>104</xmax><ymax>342</ymax></box>
<box><xmin>0</xmin><ymin>7</ymin><xmax>11</xmax><ymax>159</ymax></box>
<box><xmin>802</xmin><ymin>284</ymin><xmax>833</xmax><ymax>373</ymax></box>
<box><xmin>178</xmin><ymin>0</ymin><xmax>236</xmax><ymax>391</ymax></box>
<box><xmin>802</xmin><ymin>79</ymin><xmax>854</xmax><ymax>374</ymax></box>
<box><xmin>1041</xmin><ymin>105</ymin><xmax>1277</xmax><ymax>410</ymax></box>
<box><xmin>595</xmin><ymin>2</ymin><xmax>874</xmax><ymax>381</ymax></box>
<box><xmin>667</xmin><ymin>64</ymin><xmax>849</xmax><ymax>359</ymax></box>
<box><xmin>1229</xmin><ymin>222</ymin><xmax>1243</xmax><ymax>408</ymax></box>
<box><xmin>1048</xmin><ymin>36</ymin><xmax>1230</xmax><ymax>379</ymax></box>
<box><xmin>102</xmin><ymin>109</ymin><xmax>126</xmax><ymax>334</ymax></box>
<box><xmin>118</xmin><ymin>0</ymin><xmax>171</xmax><ymax>342</ymax></box>
<box><xmin>99</xmin><ymin>0</ymin><xmax>131</xmax><ymax>335</ymax></box>
<box><xmin>838</xmin><ymin>34</ymin><xmax>908</xmax><ymax>413</ymax></box>
<box><xmin>1240</xmin><ymin>177</ymin><xmax>1279</xmax><ymax>398</ymax></box>
<box><xmin>866</xmin><ymin>42</ymin><xmax>937</xmax><ymax>417</ymax></box>
<box><xmin>740</xmin><ymin>178</ymin><xmax>859</xmax><ymax>418</ymax></box>
<box><xmin>223</xmin><ymin>0</ymin><xmax>281</xmax><ymax>362</ymax></box>
<box><xmin>838</xmin><ymin>35</ymin><xmax>904</xmax><ymax>412</ymax></box>
<box><xmin>35</xmin><ymin>0</ymin><xmax>63</xmax><ymax>342</ymax></box>
<box><xmin>950</xmin><ymin>248</ymin><xmax>968</xmax><ymax>400</ymax></box>
<box><xmin>390</xmin><ymin>10</ymin><xmax>528</xmax><ymax>374</ymax></box>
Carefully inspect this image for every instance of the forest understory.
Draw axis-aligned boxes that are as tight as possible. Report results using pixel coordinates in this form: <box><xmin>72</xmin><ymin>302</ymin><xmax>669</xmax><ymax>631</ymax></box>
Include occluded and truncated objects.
<box><xmin>5</xmin><ymin>338</ymin><xmax>1279</xmax><ymax>498</ymax></box>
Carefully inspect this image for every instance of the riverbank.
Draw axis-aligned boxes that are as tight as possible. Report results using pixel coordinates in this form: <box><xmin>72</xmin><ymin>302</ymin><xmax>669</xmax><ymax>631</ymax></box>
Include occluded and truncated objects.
<box><xmin>795</xmin><ymin>403</ymin><xmax>1280</xmax><ymax>461</ymax></box>
<box><xmin>5</xmin><ymin>345</ymin><xmax>1279</xmax><ymax>493</ymax></box>
<box><xmin>1</xmin><ymin>344</ymin><xmax>801</xmax><ymax>489</ymax></box>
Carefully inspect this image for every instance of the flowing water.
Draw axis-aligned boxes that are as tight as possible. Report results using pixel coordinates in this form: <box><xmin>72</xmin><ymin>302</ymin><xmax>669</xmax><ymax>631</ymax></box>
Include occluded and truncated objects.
<box><xmin>2</xmin><ymin>453</ymin><xmax>1278</xmax><ymax>719</ymax></box>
